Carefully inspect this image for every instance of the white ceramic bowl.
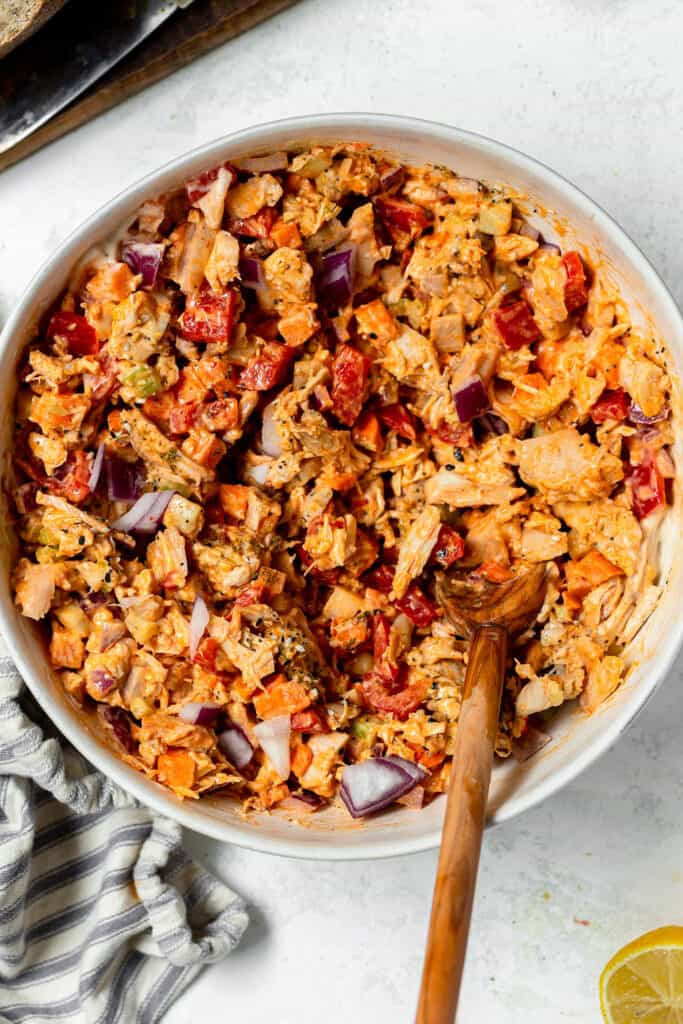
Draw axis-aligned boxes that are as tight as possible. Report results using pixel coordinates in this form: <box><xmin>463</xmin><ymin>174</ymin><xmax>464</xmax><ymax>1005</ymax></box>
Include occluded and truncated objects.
<box><xmin>1</xmin><ymin>114</ymin><xmax>682</xmax><ymax>860</ymax></box>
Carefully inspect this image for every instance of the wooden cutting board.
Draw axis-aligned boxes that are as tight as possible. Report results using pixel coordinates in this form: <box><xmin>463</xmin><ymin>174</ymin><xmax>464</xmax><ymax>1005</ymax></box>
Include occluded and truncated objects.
<box><xmin>0</xmin><ymin>0</ymin><xmax>298</xmax><ymax>173</ymax></box>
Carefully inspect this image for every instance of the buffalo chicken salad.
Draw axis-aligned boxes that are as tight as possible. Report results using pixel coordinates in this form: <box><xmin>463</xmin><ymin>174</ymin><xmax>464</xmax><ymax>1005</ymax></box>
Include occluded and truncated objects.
<box><xmin>10</xmin><ymin>143</ymin><xmax>674</xmax><ymax>818</ymax></box>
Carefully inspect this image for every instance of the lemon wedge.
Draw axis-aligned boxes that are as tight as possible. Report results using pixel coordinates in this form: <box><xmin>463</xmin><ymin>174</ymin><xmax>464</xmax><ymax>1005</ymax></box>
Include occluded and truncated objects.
<box><xmin>600</xmin><ymin>926</ymin><xmax>683</xmax><ymax>1022</ymax></box>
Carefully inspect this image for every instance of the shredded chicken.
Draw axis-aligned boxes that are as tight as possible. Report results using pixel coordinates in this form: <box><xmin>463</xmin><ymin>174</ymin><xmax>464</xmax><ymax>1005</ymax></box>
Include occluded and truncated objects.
<box><xmin>10</xmin><ymin>144</ymin><xmax>673</xmax><ymax>813</ymax></box>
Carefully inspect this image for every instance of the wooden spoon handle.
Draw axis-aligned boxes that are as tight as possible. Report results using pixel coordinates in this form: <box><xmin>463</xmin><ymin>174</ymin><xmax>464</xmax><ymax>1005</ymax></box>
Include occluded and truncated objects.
<box><xmin>416</xmin><ymin>624</ymin><xmax>508</xmax><ymax>1024</ymax></box>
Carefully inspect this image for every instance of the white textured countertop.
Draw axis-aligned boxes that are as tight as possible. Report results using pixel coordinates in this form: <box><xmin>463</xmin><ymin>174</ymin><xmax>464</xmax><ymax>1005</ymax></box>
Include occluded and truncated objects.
<box><xmin>2</xmin><ymin>1</ymin><xmax>683</xmax><ymax>1020</ymax></box>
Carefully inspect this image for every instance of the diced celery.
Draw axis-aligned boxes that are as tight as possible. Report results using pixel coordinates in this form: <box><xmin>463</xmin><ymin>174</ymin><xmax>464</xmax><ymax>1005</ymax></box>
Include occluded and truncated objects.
<box><xmin>125</xmin><ymin>365</ymin><xmax>161</xmax><ymax>399</ymax></box>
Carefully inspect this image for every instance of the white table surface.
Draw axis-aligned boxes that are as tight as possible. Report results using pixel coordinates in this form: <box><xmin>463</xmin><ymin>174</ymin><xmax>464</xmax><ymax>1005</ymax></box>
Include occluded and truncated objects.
<box><xmin>2</xmin><ymin>1</ymin><xmax>683</xmax><ymax>1020</ymax></box>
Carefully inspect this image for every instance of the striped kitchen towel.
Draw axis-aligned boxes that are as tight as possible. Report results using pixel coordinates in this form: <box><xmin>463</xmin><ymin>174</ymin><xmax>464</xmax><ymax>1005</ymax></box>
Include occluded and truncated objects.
<box><xmin>0</xmin><ymin>655</ymin><xmax>248</xmax><ymax>1024</ymax></box>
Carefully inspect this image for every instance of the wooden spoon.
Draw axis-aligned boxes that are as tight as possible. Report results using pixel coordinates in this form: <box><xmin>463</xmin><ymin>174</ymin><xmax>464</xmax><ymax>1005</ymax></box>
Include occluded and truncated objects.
<box><xmin>416</xmin><ymin>564</ymin><xmax>548</xmax><ymax>1024</ymax></box>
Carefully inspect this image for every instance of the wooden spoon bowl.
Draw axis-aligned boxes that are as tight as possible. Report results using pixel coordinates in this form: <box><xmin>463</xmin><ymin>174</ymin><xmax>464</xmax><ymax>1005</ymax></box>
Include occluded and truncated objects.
<box><xmin>416</xmin><ymin>564</ymin><xmax>547</xmax><ymax>1024</ymax></box>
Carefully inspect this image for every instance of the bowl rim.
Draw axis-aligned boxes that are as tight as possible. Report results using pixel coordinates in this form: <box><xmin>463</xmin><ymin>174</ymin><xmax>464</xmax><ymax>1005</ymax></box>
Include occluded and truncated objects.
<box><xmin>2</xmin><ymin>111</ymin><xmax>682</xmax><ymax>860</ymax></box>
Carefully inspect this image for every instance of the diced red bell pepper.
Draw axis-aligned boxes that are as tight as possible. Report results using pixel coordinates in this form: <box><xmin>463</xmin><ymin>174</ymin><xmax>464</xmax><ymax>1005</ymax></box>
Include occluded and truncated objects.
<box><xmin>590</xmin><ymin>388</ymin><xmax>629</xmax><ymax>424</ymax></box>
<box><xmin>431</xmin><ymin>421</ymin><xmax>475</xmax><ymax>447</ymax></box>
<box><xmin>360</xmin><ymin>672</ymin><xmax>428</xmax><ymax>720</ymax></box>
<box><xmin>180</xmin><ymin>288</ymin><xmax>237</xmax><ymax>344</ymax></box>
<box><xmin>186</xmin><ymin>162</ymin><xmax>236</xmax><ymax>203</ymax></box>
<box><xmin>240</xmin><ymin>342</ymin><xmax>293</xmax><ymax>391</ymax></box>
<box><xmin>376</xmin><ymin>402</ymin><xmax>417</xmax><ymax>440</ymax></box>
<box><xmin>395</xmin><ymin>585</ymin><xmax>439</xmax><ymax>627</ymax></box>
<box><xmin>331</xmin><ymin>345</ymin><xmax>371</xmax><ymax>427</ymax></box>
<box><xmin>48</xmin><ymin>450</ymin><xmax>91</xmax><ymax>505</ymax></box>
<box><xmin>363</xmin><ymin>562</ymin><xmax>395</xmax><ymax>594</ymax></box>
<box><xmin>229</xmin><ymin>207</ymin><xmax>277</xmax><ymax>239</ymax></box>
<box><xmin>430</xmin><ymin>524</ymin><xmax>465</xmax><ymax>569</ymax></box>
<box><xmin>374</xmin><ymin>195</ymin><xmax>429</xmax><ymax>240</ymax></box>
<box><xmin>625</xmin><ymin>452</ymin><xmax>666</xmax><ymax>520</ymax></box>
<box><xmin>47</xmin><ymin>311</ymin><xmax>99</xmax><ymax>356</ymax></box>
<box><xmin>192</xmin><ymin>637</ymin><xmax>219</xmax><ymax>671</ymax></box>
<box><xmin>562</xmin><ymin>251</ymin><xmax>589</xmax><ymax>312</ymax></box>
<box><xmin>168</xmin><ymin>400</ymin><xmax>202</xmax><ymax>435</ymax></box>
<box><xmin>291</xmin><ymin>709</ymin><xmax>330</xmax><ymax>734</ymax></box>
<box><xmin>493</xmin><ymin>300</ymin><xmax>541</xmax><ymax>350</ymax></box>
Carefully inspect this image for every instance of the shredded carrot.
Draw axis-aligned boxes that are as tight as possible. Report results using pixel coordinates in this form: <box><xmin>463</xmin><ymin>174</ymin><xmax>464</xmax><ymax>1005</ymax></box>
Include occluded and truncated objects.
<box><xmin>270</xmin><ymin>219</ymin><xmax>302</xmax><ymax>249</ymax></box>
<box><xmin>352</xmin><ymin>411</ymin><xmax>384</xmax><ymax>453</ymax></box>
<box><xmin>253</xmin><ymin>675</ymin><xmax>311</xmax><ymax>719</ymax></box>
<box><xmin>181</xmin><ymin>428</ymin><xmax>225</xmax><ymax>468</ymax></box>
<box><xmin>176</xmin><ymin>366</ymin><xmax>210</xmax><ymax>403</ymax></box>
<box><xmin>157</xmin><ymin>749</ymin><xmax>195</xmax><ymax>790</ymax></box>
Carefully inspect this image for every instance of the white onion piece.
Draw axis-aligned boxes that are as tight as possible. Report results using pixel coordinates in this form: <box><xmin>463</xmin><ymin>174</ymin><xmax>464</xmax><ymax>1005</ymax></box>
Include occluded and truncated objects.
<box><xmin>88</xmin><ymin>443</ymin><xmax>105</xmax><ymax>492</ymax></box>
<box><xmin>253</xmin><ymin>714</ymin><xmax>291</xmax><ymax>780</ymax></box>
<box><xmin>237</xmin><ymin>152</ymin><xmax>288</xmax><ymax>173</ymax></box>
<box><xmin>261</xmin><ymin>401</ymin><xmax>283</xmax><ymax>457</ymax></box>
<box><xmin>245</xmin><ymin>460</ymin><xmax>271</xmax><ymax>486</ymax></box>
<box><xmin>189</xmin><ymin>594</ymin><xmax>209</xmax><ymax>659</ymax></box>
<box><xmin>112</xmin><ymin>491</ymin><xmax>173</xmax><ymax>534</ymax></box>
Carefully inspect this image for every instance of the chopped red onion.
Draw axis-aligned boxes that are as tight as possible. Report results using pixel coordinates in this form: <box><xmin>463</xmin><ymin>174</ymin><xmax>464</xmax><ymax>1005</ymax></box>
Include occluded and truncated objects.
<box><xmin>512</xmin><ymin>724</ymin><xmax>551</xmax><ymax>763</ymax></box>
<box><xmin>239</xmin><ymin>256</ymin><xmax>265</xmax><ymax>290</ymax></box>
<box><xmin>518</xmin><ymin>221</ymin><xmax>541</xmax><ymax>241</ymax></box>
<box><xmin>99</xmin><ymin>705</ymin><xmax>137</xmax><ymax>753</ymax></box>
<box><xmin>253</xmin><ymin>715</ymin><xmax>291</xmax><ymax>779</ymax></box>
<box><xmin>261</xmin><ymin>401</ymin><xmax>282</xmax><ymax>457</ymax></box>
<box><xmin>121</xmin><ymin>240</ymin><xmax>164</xmax><ymax>288</ymax></box>
<box><xmin>89</xmin><ymin>669</ymin><xmax>116</xmax><ymax>696</ymax></box>
<box><xmin>628</xmin><ymin>401</ymin><xmax>669</xmax><ymax>425</ymax></box>
<box><xmin>454</xmin><ymin>375</ymin><xmax>489</xmax><ymax>423</ymax></box>
<box><xmin>179</xmin><ymin>702</ymin><xmax>222</xmax><ymax>726</ymax></box>
<box><xmin>81</xmin><ymin>592</ymin><xmax>115</xmax><ymax>613</ymax></box>
<box><xmin>539</xmin><ymin>241</ymin><xmax>561</xmax><ymax>254</ymax></box>
<box><xmin>378</xmin><ymin>165</ymin><xmax>404</xmax><ymax>191</ymax></box>
<box><xmin>217</xmin><ymin>723</ymin><xmax>254</xmax><ymax>770</ymax></box>
<box><xmin>383</xmin><ymin>754</ymin><xmax>427</xmax><ymax>785</ymax></box>
<box><xmin>340</xmin><ymin>757</ymin><xmax>421</xmax><ymax>818</ymax></box>
<box><xmin>106</xmin><ymin>454</ymin><xmax>141</xmax><ymax>502</ymax></box>
<box><xmin>237</xmin><ymin>152</ymin><xmax>288</xmax><ymax>173</ymax></box>
<box><xmin>477</xmin><ymin>412</ymin><xmax>509</xmax><ymax>436</ymax></box>
<box><xmin>88</xmin><ymin>442</ymin><xmax>105</xmax><ymax>493</ymax></box>
<box><xmin>98</xmin><ymin>620</ymin><xmax>127</xmax><ymax>652</ymax></box>
<box><xmin>189</xmin><ymin>594</ymin><xmax>209</xmax><ymax>659</ymax></box>
<box><xmin>318</xmin><ymin>247</ymin><xmax>356</xmax><ymax>308</ymax></box>
<box><xmin>112</xmin><ymin>491</ymin><xmax>173</xmax><ymax>535</ymax></box>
